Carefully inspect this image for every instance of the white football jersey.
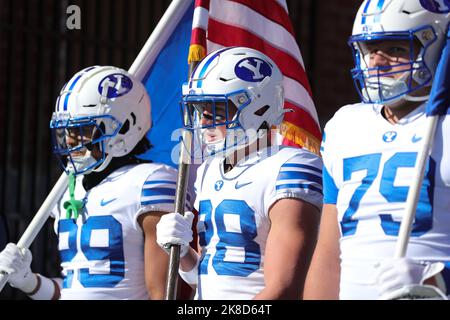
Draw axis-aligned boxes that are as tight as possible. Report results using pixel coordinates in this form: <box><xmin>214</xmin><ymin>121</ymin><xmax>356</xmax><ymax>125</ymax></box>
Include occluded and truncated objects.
<box><xmin>193</xmin><ymin>146</ymin><xmax>323</xmax><ymax>300</ymax></box>
<box><xmin>322</xmin><ymin>103</ymin><xmax>450</xmax><ymax>299</ymax></box>
<box><xmin>51</xmin><ymin>163</ymin><xmax>187</xmax><ymax>300</ymax></box>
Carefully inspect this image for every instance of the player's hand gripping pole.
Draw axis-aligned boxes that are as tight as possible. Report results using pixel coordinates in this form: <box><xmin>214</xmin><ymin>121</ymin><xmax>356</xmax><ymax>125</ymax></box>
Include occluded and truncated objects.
<box><xmin>395</xmin><ymin>25</ymin><xmax>450</xmax><ymax>259</ymax></box>
<box><xmin>0</xmin><ymin>173</ymin><xmax>68</xmax><ymax>292</ymax></box>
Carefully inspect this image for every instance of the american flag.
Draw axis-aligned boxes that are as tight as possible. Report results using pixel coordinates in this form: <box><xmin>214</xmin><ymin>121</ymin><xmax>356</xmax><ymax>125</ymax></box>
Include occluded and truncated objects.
<box><xmin>189</xmin><ymin>0</ymin><xmax>322</xmax><ymax>154</ymax></box>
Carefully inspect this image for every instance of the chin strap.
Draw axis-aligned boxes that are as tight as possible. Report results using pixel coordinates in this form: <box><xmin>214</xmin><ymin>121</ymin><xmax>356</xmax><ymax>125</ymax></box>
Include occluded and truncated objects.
<box><xmin>63</xmin><ymin>173</ymin><xmax>84</xmax><ymax>219</ymax></box>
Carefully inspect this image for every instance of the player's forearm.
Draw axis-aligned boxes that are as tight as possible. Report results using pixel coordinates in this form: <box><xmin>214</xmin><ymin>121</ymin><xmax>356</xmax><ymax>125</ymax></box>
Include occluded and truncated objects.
<box><xmin>304</xmin><ymin>260</ymin><xmax>340</xmax><ymax>299</ymax></box>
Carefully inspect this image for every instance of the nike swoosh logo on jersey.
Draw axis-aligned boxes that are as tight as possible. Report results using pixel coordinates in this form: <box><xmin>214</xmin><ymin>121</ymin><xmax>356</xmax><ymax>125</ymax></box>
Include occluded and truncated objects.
<box><xmin>100</xmin><ymin>198</ymin><xmax>117</xmax><ymax>206</ymax></box>
<box><xmin>412</xmin><ymin>135</ymin><xmax>422</xmax><ymax>143</ymax></box>
<box><xmin>235</xmin><ymin>181</ymin><xmax>252</xmax><ymax>189</ymax></box>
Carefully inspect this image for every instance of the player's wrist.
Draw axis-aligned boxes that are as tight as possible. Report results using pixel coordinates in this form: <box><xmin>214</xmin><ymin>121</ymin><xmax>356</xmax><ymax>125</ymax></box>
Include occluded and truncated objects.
<box><xmin>28</xmin><ymin>274</ymin><xmax>60</xmax><ymax>300</ymax></box>
<box><xmin>179</xmin><ymin>257</ymin><xmax>199</xmax><ymax>286</ymax></box>
<box><xmin>20</xmin><ymin>273</ymin><xmax>39</xmax><ymax>295</ymax></box>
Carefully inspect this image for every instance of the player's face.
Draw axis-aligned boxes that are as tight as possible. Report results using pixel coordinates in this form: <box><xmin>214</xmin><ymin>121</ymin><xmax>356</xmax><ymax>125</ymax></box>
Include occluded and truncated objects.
<box><xmin>65</xmin><ymin>125</ymin><xmax>102</xmax><ymax>159</ymax></box>
<box><xmin>364</xmin><ymin>39</ymin><xmax>419</xmax><ymax>78</ymax></box>
<box><xmin>198</xmin><ymin>101</ymin><xmax>237</xmax><ymax>143</ymax></box>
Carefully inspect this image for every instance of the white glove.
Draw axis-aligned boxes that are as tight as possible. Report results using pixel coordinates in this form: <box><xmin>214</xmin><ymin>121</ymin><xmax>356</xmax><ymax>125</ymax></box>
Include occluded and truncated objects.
<box><xmin>375</xmin><ymin>258</ymin><xmax>446</xmax><ymax>300</ymax></box>
<box><xmin>0</xmin><ymin>243</ymin><xmax>38</xmax><ymax>293</ymax></box>
<box><xmin>156</xmin><ymin>211</ymin><xmax>194</xmax><ymax>258</ymax></box>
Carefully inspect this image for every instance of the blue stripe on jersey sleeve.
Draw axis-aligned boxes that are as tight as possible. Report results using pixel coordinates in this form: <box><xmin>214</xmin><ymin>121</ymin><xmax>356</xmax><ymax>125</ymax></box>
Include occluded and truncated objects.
<box><xmin>280</xmin><ymin>163</ymin><xmax>322</xmax><ymax>174</ymax></box>
<box><xmin>277</xmin><ymin>171</ymin><xmax>322</xmax><ymax>184</ymax></box>
<box><xmin>141</xmin><ymin>187</ymin><xmax>191</xmax><ymax>202</ymax></box>
<box><xmin>141</xmin><ymin>199</ymin><xmax>177</xmax><ymax>206</ymax></box>
<box><xmin>144</xmin><ymin>180</ymin><xmax>176</xmax><ymax>185</ymax></box>
<box><xmin>323</xmin><ymin>166</ymin><xmax>338</xmax><ymax>204</ymax></box>
<box><xmin>141</xmin><ymin>187</ymin><xmax>176</xmax><ymax>198</ymax></box>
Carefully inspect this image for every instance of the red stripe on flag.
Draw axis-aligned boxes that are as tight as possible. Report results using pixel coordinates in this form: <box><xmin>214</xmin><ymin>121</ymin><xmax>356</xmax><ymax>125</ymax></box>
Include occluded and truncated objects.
<box><xmin>228</xmin><ymin>0</ymin><xmax>294</xmax><ymax>35</ymax></box>
<box><xmin>195</xmin><ymin>0</ymin><xmax>210</xmax><ymax>10</ymax></box>
<box><xmin>191</xmin><ymin>28</ymin><xmax>206</xmax><ymax>46</ymax></box>
<box><xmin>284</xmin><ymin>101</ymin><xmax>321</xmax><ymax>140</ymax></box>
<box><xmin>208</xmin><ymin>18</ymin><xmax>313</xmax><ymax>97</ymax></box>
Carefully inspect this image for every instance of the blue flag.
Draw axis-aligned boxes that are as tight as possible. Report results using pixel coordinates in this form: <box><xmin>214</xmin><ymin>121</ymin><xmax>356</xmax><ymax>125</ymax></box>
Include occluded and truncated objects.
<box><xmin>137</xmin><ymin>2</ymin><xmax>194</xmax><ymax>167</ymax></box>
<box><xmin>426</xmin><ymin>26</ymin><xmax>450</xmax><ymax>116</ymax></box>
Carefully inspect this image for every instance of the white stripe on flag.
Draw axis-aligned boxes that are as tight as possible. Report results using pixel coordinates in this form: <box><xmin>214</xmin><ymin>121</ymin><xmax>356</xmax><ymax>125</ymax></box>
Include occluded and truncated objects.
<box><xmin>193</xmin><ymin>6</ymin><xmax>209</xmax><ymax>30</ymax></box>
<box><xmin>209</xmin><ymin>0</ymin><xmax>304</xmax><ymax>69</ymax></box>
<box><xmin>283</xmin><ymin>76</ymin><xmax>319</xmax><ymax>123</ymax></box>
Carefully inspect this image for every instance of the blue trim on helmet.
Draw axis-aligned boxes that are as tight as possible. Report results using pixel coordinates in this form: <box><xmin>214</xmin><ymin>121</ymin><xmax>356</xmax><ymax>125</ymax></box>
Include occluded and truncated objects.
<box><xmin>192</xmin><ymin>47</ymin><xmax>235</xmax><ymax>89</ymax></box>
<box><xmin>374</xmin><ymin>0</ymin><xmax>385</xmax><ymax>23</ymax></box>
<box><xmin>361</xmin><ymin>0</ymin><xmax>372</xmax><ymax>25</ymax></box>
<box><xmin>63</xmin><ymin>74</ymin><xmax>83</xmax><ymax>111</ymax></box>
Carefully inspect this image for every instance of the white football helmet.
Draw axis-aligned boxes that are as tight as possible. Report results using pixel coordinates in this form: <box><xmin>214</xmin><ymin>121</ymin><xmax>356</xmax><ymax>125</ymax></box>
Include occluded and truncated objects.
<box><xmin>181</xmin><ymin>47</ymin><xmax>284</xmax><ymax>157</ymax></box>
<box><xmin>50</xmin><ymin>66</ymin><xmax>151</xmax><ymax>175</ymax></box>
<box><xmin>349</xmin><ymin>0</ymin><xmax>450</xmax><ymax>105</ymax></box>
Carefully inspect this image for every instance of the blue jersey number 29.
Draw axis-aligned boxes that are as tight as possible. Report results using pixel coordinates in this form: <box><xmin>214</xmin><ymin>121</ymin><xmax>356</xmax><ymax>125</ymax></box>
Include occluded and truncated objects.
<box><xmin>58</xmin><ymin>215</ymin><xmax>125</xmax><ymax>288</ymax></box>
<box><xmin>341</xmin><ymin>152</ymin><xmax>435</xmax><ymax>237</ymax></box>
<box><xmin>198</xmin><ymin>199</ymin><xmax>261</xmax><ymax>277</ymax></box>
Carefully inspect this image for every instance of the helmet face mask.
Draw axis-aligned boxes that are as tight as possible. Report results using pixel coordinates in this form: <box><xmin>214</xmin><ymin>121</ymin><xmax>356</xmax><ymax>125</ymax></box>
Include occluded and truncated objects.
<box><xmin>50</xmin><ymin>66</ymin><xmax>151</xmax><ymax>175</ymax></box>
<box><xmin>51</xmin><ymin>113</ymin><xmax>120</xmax><ymax>175</ymax></box>
<box><xmin>181</xmin><ymin>47</ymin><xmax>284</xmax><ymax>159</ymax></box>
<box><xmin>350</xmin><ymin>33</ymin><xmax>429</xmax><ymax>104</ymax></box>
<box><xmin>349</xmin><ymin>0</ymin><xmax>450</xmax><ymax>106</ymax></box>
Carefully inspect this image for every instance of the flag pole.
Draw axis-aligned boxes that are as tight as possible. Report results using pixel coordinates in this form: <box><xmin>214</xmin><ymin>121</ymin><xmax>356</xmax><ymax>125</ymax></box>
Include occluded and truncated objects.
<box><xmin>165</xmin><ymin>0</ymin><xmax>209</xmax><ymax>300</ymax></box>
<box><xmin>394</xmin><ymin>115</ymin><xmax>438</xmax><ymax>258</ymax></box>
<box><xmin>395</xmin><ymin>26</ymin><xmax>450</xmax><ymax>258</ymax></box>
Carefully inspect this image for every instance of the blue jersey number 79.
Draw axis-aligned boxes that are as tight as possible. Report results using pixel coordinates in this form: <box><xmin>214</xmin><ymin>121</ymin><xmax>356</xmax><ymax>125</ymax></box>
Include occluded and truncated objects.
<box><xmin>341</xmin><ymin>152</ymin><xmax>435</xmax><ymax>237</ymax></box>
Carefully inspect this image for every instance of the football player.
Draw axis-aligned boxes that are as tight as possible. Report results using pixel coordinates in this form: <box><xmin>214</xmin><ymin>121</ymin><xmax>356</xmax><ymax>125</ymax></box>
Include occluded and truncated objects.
<box><xmin>156</xmin><ymin>47</ymin><xmax>323</xmax><ymax>299</ymax></box>
<box><xmin>0</xmin><ymin>66</ymin><xmax>188</xmax><ymax>299</ymax></box>
<box><xmin>304</xmin><ymin>0</ymin><xmax>450</xmax><ymax>300</ymax></box>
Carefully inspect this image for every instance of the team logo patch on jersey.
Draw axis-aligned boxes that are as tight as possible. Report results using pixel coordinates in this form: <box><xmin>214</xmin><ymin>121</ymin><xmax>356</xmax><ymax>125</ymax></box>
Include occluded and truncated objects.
<box><xmin>235</xmin><ymin>57</ymin><xmax>272</xmax><ymax>82</ymax></box>
<box><xmin>214</xmin><ymin>180</ymin><xmax>224</xmax><ymax>191</ymax></box>
<box><xmin>383</xmin><ymin>131</ymin><xmax>397</xmax><ymax>143</ymax></box>
<box><xmin>98</xmin><ymin>73</ymin><xmax>133</xmax><ymax>99</ymax></box>
<box><xmin>420</xmin><ymin>0</ymin><xmax>450</xmax><ymax>13</ymax></box>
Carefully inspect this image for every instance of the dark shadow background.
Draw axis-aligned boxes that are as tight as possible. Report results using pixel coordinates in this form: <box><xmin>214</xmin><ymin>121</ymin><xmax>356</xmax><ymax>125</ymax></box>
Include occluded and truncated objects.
<box><xmin>0</xmin><ymin>0</ymin><xmax>361</xmax><ymax>299</ymax></box>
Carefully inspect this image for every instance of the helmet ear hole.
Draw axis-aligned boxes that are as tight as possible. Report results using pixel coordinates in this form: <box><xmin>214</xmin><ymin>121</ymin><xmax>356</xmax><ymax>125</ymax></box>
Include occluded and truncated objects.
<box><xmin>254</xmin><ymin>105</ymin><xmax>270</xmax><ymax>116</ymax></box>
<box><xmin>119</xmin><ymin>119</ymin><xmax>130</xmax><ymax>135</ymax></box>
<box><xmin>258</xmin><ymin>121</ymin><xmax>269</xmax><ymax>131</ymax></box>
<box><xmin>98</xmin><ymin>122</ymin><xmax>106</xmax><ymax>135</ymax></box>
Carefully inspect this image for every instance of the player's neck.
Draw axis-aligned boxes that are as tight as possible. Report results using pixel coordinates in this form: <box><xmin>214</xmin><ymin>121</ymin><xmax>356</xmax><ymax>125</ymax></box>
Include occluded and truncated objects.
<box><xmin>382</xmin><ymin>100</ymin><xmax>423</xmax><ymax>124</ymax></box>
<box><xmin>224</xmin><ymin>132</ymin><xmax>272</xmax><ymax>173</ymax></box>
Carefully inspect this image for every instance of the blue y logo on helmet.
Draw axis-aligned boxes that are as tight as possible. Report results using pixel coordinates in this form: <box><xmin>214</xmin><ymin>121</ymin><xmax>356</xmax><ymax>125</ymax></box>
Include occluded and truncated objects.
<box><xmin>420</xmin><ymin>0</ymin><xmax>450</xmax><ymax>13</ymax></box>
<box><xmin>98</xmin><ymin>73</ymin><xmax>133</xmax><ymax>99</ymax></box>
<box><xmin>235</xmin><ymin>57</ymin><xmax>272</xmax><ymax>82</ymax></box>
